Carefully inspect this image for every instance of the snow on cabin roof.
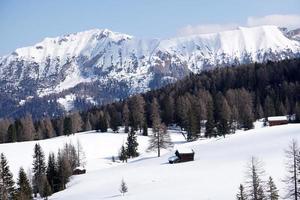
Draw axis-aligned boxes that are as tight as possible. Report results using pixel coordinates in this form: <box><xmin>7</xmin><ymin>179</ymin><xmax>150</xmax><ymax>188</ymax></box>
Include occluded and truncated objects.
<box><xmin>74</xmin><ymin>166</ymin><xmax>85</xmax><ymax>171</ymax></box>
<box><xmin>176</xmin><ymin>147</ymin><xmax>194</xmax><ymax>154</ymax></box>
<box><xmin>268</xmin><ymin>116</ymin><xmax>288</xmax><ymax>121</ymax></box>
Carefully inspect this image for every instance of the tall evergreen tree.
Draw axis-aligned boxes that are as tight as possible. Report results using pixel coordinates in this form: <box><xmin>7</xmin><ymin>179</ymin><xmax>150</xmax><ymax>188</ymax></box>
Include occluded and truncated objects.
<box><xmin>142</xmin><ymin>122</ymin><xmax>148</xmax><ymax>136</ymax></box>
<box><xmin>32</xmin><ymin>143</ymin><xmax>46</xmax><ymax>197</ymax></box>
<box><xmin>70</xmin><ymin>112</ymin><xmax>83</xmax><ymax>134</ymax></box>
<box><xmin>16</xmin><ymin>167</ymin><xmax>33</xmax><ymax>200</ymax></box>
<box><xmin>126</xmin><ymin>128</ymin><xmax>139</xmax><ymax>158</ymax></box>
<box><xmin>245</xmin><ymin>157</ymin><xmax>266</xmax><ymax>200</ymax></box>
<box><xmin>266</xmin><ymin>176</ymin><xmax>279</xmax><ymax>200</ymax></box>
<box><xmin>236</xmin><ymin>184</ymin><xmax>247</xmax><ymax>200</ymax></box>
<box><xmin>46</xmin><ymin>153</ymin><xmax>59</xmax><ymax>193</ymax></box>
<box><xmin>39</xmin><ymin>175</ymin><xmax>52</xmax><ymax>200</ymax></box>
<box><xmin>109</xmin><ymin>106</ymin><xmax>120</xmax><ymax>133</ymax></box>
<box><xmin>20</xmin><ymin>113</ymin><xmax>35</xmax><ymax>141</ymax></box>
<box><xmin>0</xmin><ymin>153</ymin><xmax>16</xmax><ymax>200</ymax></box>
<box><xmin>63</xmin><ymin>117</ymin><xmax>72</xmax><ymax>136</ymax></box>
<box><xmin>122</xmin><ymin>103</ymin><xmax>130</xmax><ymax>133</ymax></box>
<box><xmin>57</xmin><ymin>150</ymin><xmax>72</xmax><ymax>190</ymax></box>
<box><xmin>7</xmin><ymin>123</ymin><xmax>17</xmax><ymax>143</ymax></box>
<box><xmin>119</xmin><ymin>145</ymin><xmax>128</xmax><ymax>163</ymax></box>
<box><xmin>215</xmin><ymin>94</ymin><xmax>231</xmax><ymax>137</ymax></box>
<box><xmin>264</xmin><ymin>96</ymin><xmax>275</xmax><ymax>118</ymax></box>
<box><xmin>205</xmin><ymin>101</ymin><xmax>215</xmax><ymax>138</ymax></box>
<box><xmin>99</xmin><ymin>113</ymin><xmax>108</xmax><ymax>132</ymax></box>
<box><xmin>129</xmin><ymin>95</ymin><xmax>145</xmax><ymax>131</ymax></box>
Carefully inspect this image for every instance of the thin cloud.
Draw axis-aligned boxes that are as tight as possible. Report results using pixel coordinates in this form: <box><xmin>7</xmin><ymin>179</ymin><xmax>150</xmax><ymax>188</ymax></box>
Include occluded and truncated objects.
<box><xmin>247</xmin><ymin>14</ymin><xmax>300</xmax><ymax>29</ymax></box>
<box><xmin>177</xmin><ymin>23</ymin><xmax>239</xmax><ymax>36</ymax></box>
<box><xmin>177</xmin><ymin>14</ymin><xmax>300</xmax><ymax>36</ymax></box>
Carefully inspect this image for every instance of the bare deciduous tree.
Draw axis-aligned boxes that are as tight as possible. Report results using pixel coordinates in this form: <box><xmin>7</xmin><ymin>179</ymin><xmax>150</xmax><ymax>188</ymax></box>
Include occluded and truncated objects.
<box><xmin>283</xmin><ymin>139</ymin><xmax>300</xmax><ymax>200</ymax></box>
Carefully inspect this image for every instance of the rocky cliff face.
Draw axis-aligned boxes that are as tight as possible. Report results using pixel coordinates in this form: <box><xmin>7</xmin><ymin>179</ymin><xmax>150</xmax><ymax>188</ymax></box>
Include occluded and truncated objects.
<box><xmin>1</xmin><ymin>26</ymin><xmax>300</xmax><ymax>119</ymax></box>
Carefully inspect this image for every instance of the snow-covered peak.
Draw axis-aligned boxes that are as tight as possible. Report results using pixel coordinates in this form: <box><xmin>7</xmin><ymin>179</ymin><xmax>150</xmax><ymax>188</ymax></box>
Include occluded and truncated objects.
<box><xmin>160</xmin><ymin>25</ymin><xmax>299</xmax><ymax>55</ymax></box>
<box><xmin>10</xmin><ymin>28</ymin><xmax>133</xmax><ymax>63</ymax></box>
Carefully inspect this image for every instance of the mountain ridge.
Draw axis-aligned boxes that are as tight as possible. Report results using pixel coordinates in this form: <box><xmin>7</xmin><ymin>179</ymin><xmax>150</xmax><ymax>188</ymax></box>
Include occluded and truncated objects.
<box><xmin>0</xmin><ymin>25</ymin><xmax>300</xmax><ymax>118</ymax></box>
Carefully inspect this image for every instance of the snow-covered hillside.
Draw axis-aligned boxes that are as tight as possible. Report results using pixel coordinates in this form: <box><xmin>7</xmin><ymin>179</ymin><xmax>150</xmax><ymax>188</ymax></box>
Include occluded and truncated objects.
<box><xmin>1</xmin><ymin>124</ymin><xmax>300</xmax><ymax>199</ymax></box>
<box><xmin>0</xmin><ymin>26</ymin><xmax>300</xmax><ymax>118</ymax></box>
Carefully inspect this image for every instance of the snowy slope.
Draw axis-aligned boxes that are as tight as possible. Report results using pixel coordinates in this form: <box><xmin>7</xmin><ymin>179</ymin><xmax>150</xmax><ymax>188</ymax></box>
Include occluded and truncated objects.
<box><xmin>1</xmin><ymin>124</ymin><xmax>300</xmax><ymax>199</ymax></box>
<box><xmin>0</xmin><ymin>25</ymin><xmax>300</xmax><ymax>118</ymax></box>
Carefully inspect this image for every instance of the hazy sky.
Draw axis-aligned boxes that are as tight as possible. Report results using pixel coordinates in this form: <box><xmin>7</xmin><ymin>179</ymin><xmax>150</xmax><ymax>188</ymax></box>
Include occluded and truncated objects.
<box><xmin>0</xmin><ymin>0</ymin><xmax>299</xmax><ymax>55</ymax></box>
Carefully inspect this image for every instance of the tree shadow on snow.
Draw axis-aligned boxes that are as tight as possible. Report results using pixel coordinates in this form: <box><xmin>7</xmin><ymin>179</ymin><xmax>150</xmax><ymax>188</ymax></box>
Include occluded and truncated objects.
<box><xmin>103</xmin><ymin>194</ymin><xmax>122</xmax><ymax>199</ymax></box>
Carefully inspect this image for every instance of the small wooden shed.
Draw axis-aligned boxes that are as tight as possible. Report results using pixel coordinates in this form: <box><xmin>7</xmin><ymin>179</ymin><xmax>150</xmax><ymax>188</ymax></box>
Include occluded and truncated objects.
<box><xmin>175</xmin><ymin>148</ymin><xmax>195</xmax><ymax>162</ymax></box>
<box><xmin>72</xmin><ymin>167</ymin><xmax>86</xmax><ymax>175</ymax></box>
<box><xmin>268</xmin><ymin>116</ymin><xmax>288</xmax><ymax>127</ymax></box>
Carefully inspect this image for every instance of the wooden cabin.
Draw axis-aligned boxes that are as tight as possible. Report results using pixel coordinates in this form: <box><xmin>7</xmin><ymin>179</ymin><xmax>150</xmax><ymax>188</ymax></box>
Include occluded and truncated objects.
<box><xmin>268</xmin><ymin>116</ymin><xmax>288</xmax><ymax>127</ymax></box>
<box><xmin>169</xmin><ymin>148</ymin><xmax>195</xmax><ymax>163</ymax></box>
<box><xmin>72</xmin><ymin>167</ymin><xmax>86</xmax><ymax>175</ymax></box>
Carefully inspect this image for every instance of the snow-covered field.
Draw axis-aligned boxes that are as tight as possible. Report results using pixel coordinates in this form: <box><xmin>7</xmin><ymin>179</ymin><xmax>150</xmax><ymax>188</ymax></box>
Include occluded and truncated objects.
<box><xmin>1</xmin><ymin>124</ymin><xmax>300</xmax><ymax>199</ymax></box>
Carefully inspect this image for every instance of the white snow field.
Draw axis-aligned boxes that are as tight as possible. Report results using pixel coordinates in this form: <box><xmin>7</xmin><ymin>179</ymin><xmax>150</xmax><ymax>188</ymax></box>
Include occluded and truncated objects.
<box><xmin>1</xmin><ymin>124</ymin><xmax>300</xmax><ymax>199</ymax></box>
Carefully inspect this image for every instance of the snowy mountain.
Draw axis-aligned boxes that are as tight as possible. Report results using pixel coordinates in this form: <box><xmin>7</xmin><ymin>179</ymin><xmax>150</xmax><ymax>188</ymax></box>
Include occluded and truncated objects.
<box><xmin>1</xmin><ymin>25</ymin><xmax>300</xmax><ymax>118</ymax></box>
<box><xmin>1</xmin><ymin>124</ymin><xmax>300</xmax><ymax>199</ymax></box>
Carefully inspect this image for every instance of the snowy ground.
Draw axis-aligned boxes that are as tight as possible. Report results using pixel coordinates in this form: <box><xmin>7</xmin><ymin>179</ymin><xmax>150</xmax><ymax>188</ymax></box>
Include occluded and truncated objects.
<box><xmin>1</xmin><ymin>124</ymin><xmax>300</xmax><ymax>200</ymax></box>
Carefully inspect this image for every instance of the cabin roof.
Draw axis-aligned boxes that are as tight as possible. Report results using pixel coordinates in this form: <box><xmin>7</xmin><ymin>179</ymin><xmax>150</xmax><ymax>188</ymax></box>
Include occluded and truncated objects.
<box><xmin>268</xmin><ymin>116</ymin><xmax>288</xmax><ymax>121</ymax></box>
<box><xmin>74</xmin><ymin>166</ymin><xmax>85</xmax><ymax>171</ymax></box>
<box><xmin>176</xmin><ymin>147</ymin><xmax>194</xmax><ymax>154</ymax></box>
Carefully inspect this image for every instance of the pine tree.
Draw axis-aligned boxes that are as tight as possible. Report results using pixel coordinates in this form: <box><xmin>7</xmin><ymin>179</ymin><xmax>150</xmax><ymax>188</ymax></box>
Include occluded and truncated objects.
<box><xmin>245</xmin><ymin>157</ymin><xmax>266</xmax><ymax>200</ymax></box>
<box><xmin>236</xmin><ymin>184</ymin><xmax>247</xmax><ymax>200</ymax></box>
<box><xmin>70</xmin><ymin>112</ymin><xmax>83</xmax><ymax>134</ymax></box>
<box><xmin>109</xmin><ymin>106</ymin><xmax>120</xmax><ymax>133</ymax></box>
<box><xmin>32</xmin><ymin>143</ymin><xmax>46</xmax><ymax>197</ymax></box>
<box><xmin>175</xmin><ymin>96</ymin><xmax>190</xmax><ymax>130</ymax></box>
<box><xmin>264</xmin><ymin>96</ymin><xmax>275</xmax><ymax>118</ymax></box>
<box><xmin>16</xmin><ymin>167</ymin><xmax>33</xmax><ymax>200</ymax></box>
<box><xmin>0</xmin><ymin>118</ymin><xmax>12</xmax><ymax>143</ymax></box>
<box><xmin>161</xmin><ymin>95</ymin><xmax>174</xmax><ymax>126</ymax></box>
<box><xmin>187</xmin><ymin>107</ymin><xmax>198</xmax><ymax>141</ymax></box>
<box><xmin>205</xmin><ymin>101</ymin><xmax>215</xmax><ymax>138</ymax></box>
<box><xmin>57</xmin><ymin>150</ymin><xmax>72</xmax><ymax>190</ymax></box>
<box><xmin>119</xmin><ymin>178</ymin><xmax>128</xmax><ymax>196</ymax></box>
<box><xmin>83</xmin><ymin>118</ymin><xmax>92</xmax><ymax>131</ymax></box>
<box><xmin>40</xmin><ymin>175</ymin><xmax>52</xmax><ymax>200</ymax></box>
<box><xmin>99</xmin><ymin>113</ymin><xmax>108</xmax><ymax>132</ymax></box>
<box><xmin>61</xmin><ymin>143</ymin><xmax>78</xmax><ymax>170</ymax></box>
<box><xmin>215</xmin><ymin>94</ymin><xmax>231</xmax><ymax>137</ymax></box>
<box><xmin>266</xmin><ymin>177</ymin><xmax>279</xmax><ymax>200</ymax></box>
<box><xmin>7</xmin><ymin>123</ymin><xmax>17</xmax><ymax>142</ymax></box>
<box><xmin>257</xmin><ymin>185</ymin><xmax>266</xmax><ymax>200</ymax></box>
<box><xmin>142</xmin><ymin>123</ymin><xmax>148</xmax><ymax>136</ymax></box>
<box><xmin>122</xmin><ymin>103</ymin><xmax>130</xmax><ymax>133</ymax></box>
<box><xmin>119</xmin><ymin>145</ymin><xmax>128</xmax><ymax>163</ymax></box>
<box><xmin>283</xmin><ymin>139</ymin><xmax>300</xmax><ymax>200</ymax></box>
<box><xmin>20</xmin><ymin>113</ymin><xmax>35</xmax><ymax>141</ymax></box>
<box><xmin>63</xmin><ymin>117</ymin><xmax>72</xmax><ymax>136</ymax></box>
<box><xmin>0</xmin><ymin>153</ymin><xmax>16</xmax><ymax>200</ymax></box>
<box><xmin>295</xmin><ymin>102</ymin><xmax>300</xmax><ymax>123</ymax></box>
<box><xmin>239</xmin><ymin>89</ymin><xmax>254</xmax><ymax>130</ymax></box>
<box><xmin>126</xmin><ymin>128</ymin><xmax>139</xmax><ymax>158</ymax></box>
<box><xmin>129</xmin><ymin>95</ymin><xmax>145</xmax><ymax>131</ymax></box>
<box><xmin>46</xmin><ymin>153</ymin><xmax>59</xmax><ymax>193</ymax></box>
<box><xmin>43</xmin><ymin>117</ymin><xmax>55</xmax><ymax>138</ymax></box>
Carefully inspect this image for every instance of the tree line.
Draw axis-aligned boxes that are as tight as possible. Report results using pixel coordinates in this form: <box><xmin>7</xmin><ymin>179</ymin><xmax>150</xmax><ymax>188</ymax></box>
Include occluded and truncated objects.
<box><xmin>0</xmin><ymin>141</ymin><xmax>85</xmax><ymax>200</ymax></box>
<box><xmin>0</xmin><ymin>58</ymin><xmax>300</xmax><ymax>143</ymax></box>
